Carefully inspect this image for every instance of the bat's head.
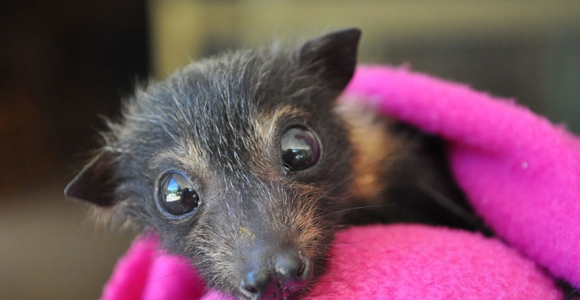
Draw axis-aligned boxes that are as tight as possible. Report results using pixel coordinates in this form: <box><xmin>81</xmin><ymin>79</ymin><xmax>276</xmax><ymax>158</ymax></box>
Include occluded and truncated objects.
<box><xmin>65</xmin><ymin>28</ymin><xmax>361</xmax><ymax>300</ymax></box>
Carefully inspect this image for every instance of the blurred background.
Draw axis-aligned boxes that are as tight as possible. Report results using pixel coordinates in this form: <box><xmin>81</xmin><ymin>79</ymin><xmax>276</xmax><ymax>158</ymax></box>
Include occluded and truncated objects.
<box><xmin>1</xmin><ymin>0</ymin><xmax>579</xmax><ymax>299</ymax></box>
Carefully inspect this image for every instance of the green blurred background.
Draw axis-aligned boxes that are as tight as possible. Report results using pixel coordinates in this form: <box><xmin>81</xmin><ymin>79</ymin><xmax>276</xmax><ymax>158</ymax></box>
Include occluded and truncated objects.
<box><xmin>1</xmin><ymin>1</ymin><xmax>579</xmax><ymax>299</ymax></box>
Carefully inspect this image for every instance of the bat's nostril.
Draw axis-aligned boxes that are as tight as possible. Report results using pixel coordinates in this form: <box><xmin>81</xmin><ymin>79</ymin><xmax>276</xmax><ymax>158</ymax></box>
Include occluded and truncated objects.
<box><xmin>239</xmin><ymin>270</ymin><xmax>273</xmax><ymax>299</ymax></box>
<box><xmin>240</xmin><ymin>249</ymin><xmax>312</xmax><ymax>299</ymax></box>
<box><xmin>275</xmin><ymin>250</ymin><xmax>312</xmax><ymax>289</ymax></box>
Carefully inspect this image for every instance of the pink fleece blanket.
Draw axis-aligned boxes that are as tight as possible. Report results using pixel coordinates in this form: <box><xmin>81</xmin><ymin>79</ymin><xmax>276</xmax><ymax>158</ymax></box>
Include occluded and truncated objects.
<box><xmin>101</xmin><ymin>66</ymin><xmax>580</xmax><ymax>299</ymax></box>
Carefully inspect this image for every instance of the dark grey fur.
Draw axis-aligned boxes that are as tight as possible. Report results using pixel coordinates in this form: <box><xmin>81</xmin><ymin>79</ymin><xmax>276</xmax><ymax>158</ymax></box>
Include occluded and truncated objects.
<box><xmin>67</xmin><ymin>29</ymin><xmax>362</xmax><ymax>299</ymax></box>
<box><xmin>66</xmin><ymin>28</ymin><xmax>489</xmax><ymax>299</ymax></box>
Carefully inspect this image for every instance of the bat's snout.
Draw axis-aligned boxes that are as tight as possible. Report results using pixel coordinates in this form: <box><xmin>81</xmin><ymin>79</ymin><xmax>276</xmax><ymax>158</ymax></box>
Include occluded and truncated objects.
<box><xmin>239</xmin><ymin>248</ymin><xmax>312</xmax><ymax>300</ymax></box>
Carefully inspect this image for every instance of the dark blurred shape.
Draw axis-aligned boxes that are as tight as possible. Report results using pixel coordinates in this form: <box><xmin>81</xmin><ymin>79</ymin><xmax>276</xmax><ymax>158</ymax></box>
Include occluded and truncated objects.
<box><xmin>0</xmin><ymin>0</ymin><xmax>149</xmax><ymax>194</ymax></box>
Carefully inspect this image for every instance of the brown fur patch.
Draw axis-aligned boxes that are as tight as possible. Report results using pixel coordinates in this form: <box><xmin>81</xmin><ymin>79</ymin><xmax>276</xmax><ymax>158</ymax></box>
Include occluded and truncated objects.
<box><xmin>288</xmin><ymin>184</ymin><xmax>328</xmax><ymax>258</ymax></box>
<box><xmin>335</xmin><ymin>99</ymin><xmax>398</xmax><ymax>205</ymax></box>
<box><xmin>251</xmin><ymin>105</ymin><xmax>310</xmax><ymax>178</ymax></box>
<box><xmin>149</xmin><ymin>139</ymin><xmax>209</xmax><ymax>178</ymax></box>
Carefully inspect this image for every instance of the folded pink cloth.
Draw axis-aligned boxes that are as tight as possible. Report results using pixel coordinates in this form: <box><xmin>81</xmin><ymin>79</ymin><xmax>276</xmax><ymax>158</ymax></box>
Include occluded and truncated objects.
<box><xmin>101</xmin><ymin>66</ymin><xmax>580</xmax><ymax>299</ymax></box>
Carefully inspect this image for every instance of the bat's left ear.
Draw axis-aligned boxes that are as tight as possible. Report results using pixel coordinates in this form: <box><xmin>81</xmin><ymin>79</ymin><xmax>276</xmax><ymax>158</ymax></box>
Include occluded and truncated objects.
<box><xmin>64</xmin><ymin>150</ymin><xmax>119</xmax><ymax>207</ymax></box>
<box><xmin>298</xmin><ymin>28</ymin><xmax>361</xmax><ymax>92</ymax></box>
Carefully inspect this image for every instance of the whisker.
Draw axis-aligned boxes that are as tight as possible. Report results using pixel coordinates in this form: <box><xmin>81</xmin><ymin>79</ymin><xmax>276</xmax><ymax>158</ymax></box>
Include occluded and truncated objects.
<box><xmin>309</xmin><ymin>175</ymin><xmax>354</xmax><ymax>203</ymax></box>
<box><xmin>146</xmin><ymin>267</ymin><xmax>194</xmax><ymax>283</ymax></box>
<box><xmin>332</xmin><ymin>236</ymin><xmax>381</xmax><ymax>246</ymax></box>
<box><xmin>417</xmin><ymin>182</ymin><xmax>483</xmax><ymax>227</ymax></box>
<box><xmin>122</xmin><ymin>246</ymin><xmax>159</xmax><ymax>256</ymax></box>
<box><xmin>322</xmin><ymin>204</ymin><xmax>396</xmax><ymax>218</ymax></box>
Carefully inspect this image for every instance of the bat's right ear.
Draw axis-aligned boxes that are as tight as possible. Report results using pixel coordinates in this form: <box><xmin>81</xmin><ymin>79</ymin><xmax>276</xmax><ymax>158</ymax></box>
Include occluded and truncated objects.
<box><xmin>64</xmin><ymin>150</ymin><xmax>118</xmax><ymax>206</ymax></box>
<box><xmin>298</xmin><ymin>28</ymin><xmax>361</xmax><ymax>92</ymax></box>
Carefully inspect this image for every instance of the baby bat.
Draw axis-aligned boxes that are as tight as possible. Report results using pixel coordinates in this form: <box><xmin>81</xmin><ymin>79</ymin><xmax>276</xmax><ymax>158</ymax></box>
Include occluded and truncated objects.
<box><xmin>65</xmin><ymin>28</ymin><xmax>487</xmax><ymax>300</ymax></box>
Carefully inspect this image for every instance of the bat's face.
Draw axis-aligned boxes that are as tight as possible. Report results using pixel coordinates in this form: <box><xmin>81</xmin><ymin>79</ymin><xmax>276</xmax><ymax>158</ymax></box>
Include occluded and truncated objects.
<box><xmin>65</xmin><ymin>28</ymin><xmax>361</xmax><ymax>300</ymax></box>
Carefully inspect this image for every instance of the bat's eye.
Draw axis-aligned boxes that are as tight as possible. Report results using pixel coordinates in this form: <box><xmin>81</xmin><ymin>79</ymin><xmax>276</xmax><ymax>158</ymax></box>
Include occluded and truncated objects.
<box><xmin>159</xmin><ymin>172</ymin><xmax>201</xmax><ymax>216</ymax></box>
<box><xmin>281</xmin><ymin>126</ymin><xmax>320</xmax><ymax>171</ymax></box>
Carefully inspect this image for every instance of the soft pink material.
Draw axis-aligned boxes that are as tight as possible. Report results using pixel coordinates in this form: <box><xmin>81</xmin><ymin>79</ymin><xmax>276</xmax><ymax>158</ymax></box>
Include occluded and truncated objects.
<box><xmin>101</xmin><ymin>235</ymin><xmax>206</xmax><ymax>300</ymax></box>
<box><xmin>101</xmin><ymin>66</ymin><xmax>580</xmax><ymax>299</ymax></box>
<box><xmin>203</xmin><ymin>225</ymin><xmax>561</xmax><ymax>300</ymax></box>
<box><xmin>346</xmin><ymin>66</ymin><xmax>580</xmax><ymax>287</ymax></box>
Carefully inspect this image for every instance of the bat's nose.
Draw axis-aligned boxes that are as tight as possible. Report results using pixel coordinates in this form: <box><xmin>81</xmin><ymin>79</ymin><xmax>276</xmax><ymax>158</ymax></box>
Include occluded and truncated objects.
<box><xmin>239</xmin><ymin>249</ymin><xmax>312</xmax><ymax>299</ymax></box>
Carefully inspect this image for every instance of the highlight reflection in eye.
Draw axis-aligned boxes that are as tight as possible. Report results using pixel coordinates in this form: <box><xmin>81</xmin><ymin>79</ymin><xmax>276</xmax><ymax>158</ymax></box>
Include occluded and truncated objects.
<box><xmin>281</xmin><ymin>126</ymin><xmax>320</xmax><ymax>171</ymax></box>
<box><xmin>159</xmin><ymin>172</ymin><xmax>201</xmax><ymax>216</ymax></box>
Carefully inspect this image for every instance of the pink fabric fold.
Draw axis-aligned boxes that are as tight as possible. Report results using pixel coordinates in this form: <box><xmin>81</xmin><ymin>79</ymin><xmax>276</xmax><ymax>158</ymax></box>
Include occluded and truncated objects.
<box><xmin>346</xmin><ymin>66</ymin><xmax>580</xmax><ymax>287</ymax></box>
<box><xmin>102</xmin><ymin>235</ymin><xmax>206</xmax><ymax>300</ymax></box>
<box><xmin>202</xmin><ymin>225</ymin><xmax>562</xmax><ymax>300</ymax></box>
<box><xmin>100</xmin><ymin>66</ymin><xmax>580</xmax><ymax>299</ymax></box>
